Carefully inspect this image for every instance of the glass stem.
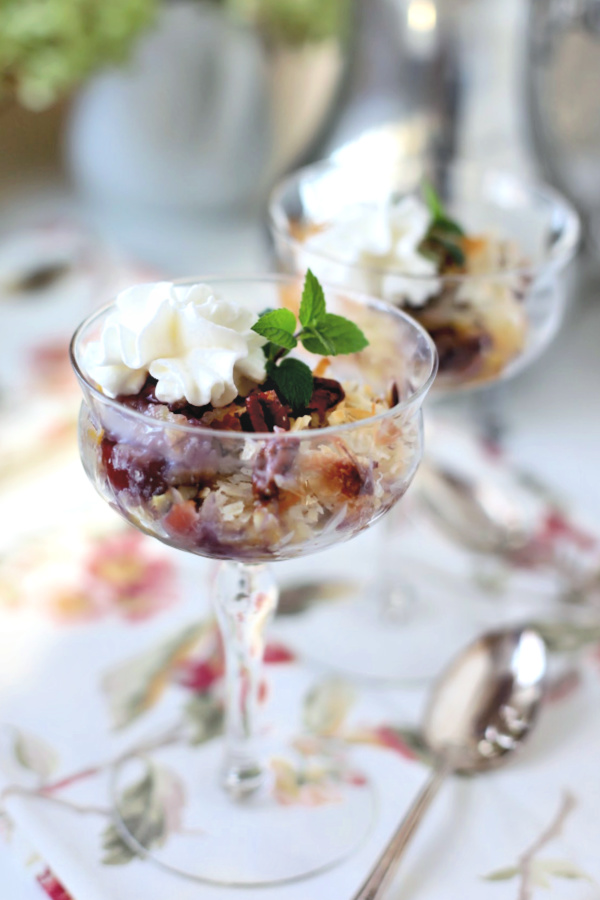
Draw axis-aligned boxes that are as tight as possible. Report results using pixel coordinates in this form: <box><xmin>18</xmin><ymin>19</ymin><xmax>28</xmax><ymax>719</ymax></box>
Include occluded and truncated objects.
<box><xmin>377</xmin><ymin>508</ymin><xmax>416</xmax><ymax>623</ymax></box>
<box><xmin>212</xmin><ymin>561</ymin><xmax>278</xmax><ymax>800</ymax></box>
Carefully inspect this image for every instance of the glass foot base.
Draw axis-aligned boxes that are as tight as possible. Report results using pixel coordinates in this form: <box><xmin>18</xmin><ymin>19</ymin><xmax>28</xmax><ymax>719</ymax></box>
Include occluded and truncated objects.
<box><xmin>275</xmin><ymin>586</ymin><xmax>493</xmax><ymax>684</ymax></box>
<box><xmin>110</xmin><ymin>737</ymin><xmax>375</xmax><ymax>886</ymax></box>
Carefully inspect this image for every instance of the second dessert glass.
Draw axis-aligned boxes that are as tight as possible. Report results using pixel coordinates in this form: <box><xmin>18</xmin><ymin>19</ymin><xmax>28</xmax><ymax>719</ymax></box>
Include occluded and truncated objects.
<box><xmin>269</xmin><ymin>153</ymin><xmax>580</xmax><ymax>682</ymax></box>
<box><xmin>270</xmin><ymin>155</ymin><xmax>580</xmax><ymax>392</ymax></box>
<box><xmin>70</xmin><ymin>275</ymin><xmax>437</xmax><ymax>886</ymax></box>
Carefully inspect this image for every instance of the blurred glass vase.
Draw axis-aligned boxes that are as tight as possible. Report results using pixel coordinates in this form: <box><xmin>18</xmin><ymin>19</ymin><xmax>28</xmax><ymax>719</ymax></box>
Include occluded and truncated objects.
<box><xmin>67</xmin><ymin>1</ymin><xmax>349</xmax><ymax>211</ymax></box>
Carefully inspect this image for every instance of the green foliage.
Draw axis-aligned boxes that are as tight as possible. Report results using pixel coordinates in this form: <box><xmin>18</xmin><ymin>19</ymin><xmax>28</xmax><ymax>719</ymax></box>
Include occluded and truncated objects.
<box><xmin>184</xmin><ymin>694</ymin><xmax>224</xmax><ymax>745</ymax></box>
<box><xmin>0</xmin><ymin>0</ymin><xmax>351</xmax><ymax>111</ymax></box>
<box><xmin>0</xmin><ymin>0</ymin><xmax>159</xmax><ymax>110</ymax></box>
<box><xmin>101</xmin><ymin>761</ymin><xmax>184</xmax><ymax>865</ymax></box>
<box><xmin>223</xmin><ymin>0</ymin><xmax>352</xmax><ymax>46</ymax></box>
<box><xmin>303</xmin><ymin>677</ymin><xmax>356</xmax><ymax>736</ymax></box>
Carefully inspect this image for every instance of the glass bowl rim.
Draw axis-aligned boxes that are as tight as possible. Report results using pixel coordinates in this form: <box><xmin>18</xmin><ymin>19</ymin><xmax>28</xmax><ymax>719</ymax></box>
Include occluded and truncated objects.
<box><xmin>268</xmin><ymin>156</ymin><xmax>582</xmax><ymax>284</ymax></box>
<box><xmin>69</xmin><ymin>273</ymin><xmax>438</xmax><ymax>441</ymax></box>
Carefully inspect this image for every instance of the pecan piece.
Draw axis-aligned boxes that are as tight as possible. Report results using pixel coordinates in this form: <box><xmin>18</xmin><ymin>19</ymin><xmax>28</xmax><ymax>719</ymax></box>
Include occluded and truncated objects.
<box><xmin>306</xmin><ymin>377</ymin><xmax>345</xmax><ymax>423</ymax></box>
<box><xmin>199</xmin><ymin>404</ymin><xmax>244</xmax><ymax>431</ymax></box>
<box><xmin>245</xmin><ymin>390</ymin><xmax>291</xmax><ymax>433</ymax></box>
<box><xmin>245</xmin><ymin>392</ymin><xmax>269</xmax><ymax>432</ymax></box>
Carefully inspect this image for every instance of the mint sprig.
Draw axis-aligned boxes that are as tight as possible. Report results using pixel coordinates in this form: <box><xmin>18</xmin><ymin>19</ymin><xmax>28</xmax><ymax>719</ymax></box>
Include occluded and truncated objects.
<box><xmin>251</xmin><ymin>269</ymin><xmax>369</xmax><ymax>411</ymax></box>
<box><xmin>419</xmin><ymin>179</ymin><xmax>466</xmax><ymax>268</ymax></box>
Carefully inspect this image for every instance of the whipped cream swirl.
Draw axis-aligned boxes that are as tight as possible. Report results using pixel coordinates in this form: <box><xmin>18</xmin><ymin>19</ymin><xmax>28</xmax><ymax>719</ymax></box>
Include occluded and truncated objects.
<box><xmin>303</xmin><ymin>196</ymin><xmax>440</xmax><ymax>307</ymax></box>
<box><xmin>83</xmin><ymin>282</ymin><xmax>267</xmax><ymax>407</ymax></box>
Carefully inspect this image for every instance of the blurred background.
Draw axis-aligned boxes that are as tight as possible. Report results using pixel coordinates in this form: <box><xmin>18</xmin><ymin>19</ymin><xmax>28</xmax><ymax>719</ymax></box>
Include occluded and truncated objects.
<box><xmin>1</xmin><ymin>0</ymin><xmax>600</xmax><ymax>510</ymax></box>
<box><xmin>0</xmin><ymin>0</ymin><xmax>583</xmax><ymax>266</ymax></box>
<box><xmin>2</xmin><ymin>0</ymin><xmax>599</xmax><ymax>269</ymax></box>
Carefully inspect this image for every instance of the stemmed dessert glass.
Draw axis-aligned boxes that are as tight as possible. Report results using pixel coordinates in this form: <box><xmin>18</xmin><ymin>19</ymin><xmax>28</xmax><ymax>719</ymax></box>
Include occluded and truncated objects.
<box><xmin>70</xmin><ymin>275</ymin><xmax>437</xmax><ymax>886</ymax></box>
<box><xmin>269</xmin><ymin>154</ymin><xmax>580</xmax><ymax>682</ymax></box>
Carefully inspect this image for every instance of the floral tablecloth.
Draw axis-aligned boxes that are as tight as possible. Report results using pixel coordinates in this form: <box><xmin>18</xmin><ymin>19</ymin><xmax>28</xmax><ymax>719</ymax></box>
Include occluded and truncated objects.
<box><xmin>0</xmin><ymin>222</ymin><xmax>599</xmax><ymax>900</ymax></box>
<box><xmin>0</xmin><ymin>428</ymin><xmax>599</xmax><ymax>900</ymax></box>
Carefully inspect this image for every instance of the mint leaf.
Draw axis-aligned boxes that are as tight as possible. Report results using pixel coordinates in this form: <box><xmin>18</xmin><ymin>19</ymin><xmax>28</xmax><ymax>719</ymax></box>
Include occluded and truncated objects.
<box><xmin>262</xmin><ymin>341</ymin><xmax>281</xmax><ymax>364</ymax></box>
<box><xmin>418</xmin><ymin>232</ymin><xmax>466</xmax><ymax>268</ymax></box>
<box><xmin>299</xmin><ymin>269</ymin><xmax>326</xmax><ymax>327</ymax></box>
<box><xmin>430</xmin><ymin>232</ymin><xmax>466</xmax><ymax>266</ymax></box>
<box><xmin>421</xmin><ymin>179</ymin><xmax>465</xmax><ymax>238</ymax></box>
<box><xmin>301</xmin><ymin>315</ymin><xmax>368</xmax><ymax>356</ymax></box>
<box><xmin>317</xmin><ymin>314</ymin><xmax>369</xmax><ymax>354</ymax></box>
<box><xmin>434</xmin><ymin>215</ymin><xmax>464</xmax><ymax>237</ymax></box>
<box><xmin>422</xmin><ymin>178</ymin><xmax>445</xmax><ymax>220</ymax></box>
<box><xmin>252</xmin><ymin>308</ymin><xmax>298</xmax><ymax>349</ymax></box>
<box><xmin>270</xmin><ymin>358</ymin><xmax>313</xmax><ymax>410</ymax></box>
<box><xmin>300</xmin><ymin>326</ymin><xmax>336</xmax><ymax>357</ymax></box>
<box><xmin>254</xmin><ymin>308</ymin><xmax>296</xmax><ymax>333</ymax></box>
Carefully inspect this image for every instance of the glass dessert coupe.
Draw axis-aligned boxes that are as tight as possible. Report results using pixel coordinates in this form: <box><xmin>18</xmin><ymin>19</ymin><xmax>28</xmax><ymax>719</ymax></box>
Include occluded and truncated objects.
<box><xmin>271</xmin><ymin>155</ymin><xmax>580</xmax><ymax>392</ymax></box>
<box><xmin>269</xmin><ymin>155</ymin><xmax>581</xmax><ymax>682</ymax></box>
<box><xmin>70</xmin><ymin>275</ymin><xmax>437</xmax><ymax>885</ymax></box>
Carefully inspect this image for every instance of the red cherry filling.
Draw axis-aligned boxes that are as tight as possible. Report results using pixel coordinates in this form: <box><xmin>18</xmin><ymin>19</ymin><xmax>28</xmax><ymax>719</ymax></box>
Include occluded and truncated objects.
<box><xmin>323</xmin><ymin>458</ymin><xmax>368</xmax><ymax>499</ymax></box>
<box><xmin>252</xmin><ymin>441</ymin><xmax>298</xmax><ymax>500</ymax></box>
<box><xmin>101</xmin><ymin>438</ymin><xmax>168</xmax><ymax>500</ymax></box>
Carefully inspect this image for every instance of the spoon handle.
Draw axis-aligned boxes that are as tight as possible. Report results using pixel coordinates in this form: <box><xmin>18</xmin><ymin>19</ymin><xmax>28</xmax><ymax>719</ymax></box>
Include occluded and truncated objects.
<box><xmin>352</xmin><ymin>758</ymin><xmax>452</xmax><ymax>900</ymax></box>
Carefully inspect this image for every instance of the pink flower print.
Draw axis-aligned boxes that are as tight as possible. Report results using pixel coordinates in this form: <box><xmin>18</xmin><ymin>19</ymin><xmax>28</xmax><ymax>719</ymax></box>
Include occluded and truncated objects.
<box><xmin>174</xmin><ymin>627</ymin><xmax>224</xmax><ymax>693</ymax></box>
<box><xmin>344</xmin><ymin>725</ymin><xmax>432</xmax><ymax>764</ymax></box>
<box><xmin>510</xmin><ymin>510</ymin><xmax>598</xmax><ymax>571</ymax></box>
<box><xmin>28</xmin><ymin>341</ymin><xmax>76</xmax><ymax>394</ymax></box>
<box><xmin>176</xmin><ymin>658</ymin><xmax>223</xmax><ymax>693</ymax></box>
<box><xmin>83</xmin><ymin>530</ymin><xmax>177</xmax><ymax>622</ymax></box>
<box><xmin>264</xmin><ymin>641</ymin><xmax>296</xmax><ymax>664</ymax></box>
<box><xmin>541</xmin><ymin>511</ymin><xmax>597</xmax><ymax>552</ymax></box>
<box><xmin>37</xmin><ymin>869</ymin><xmax>74</xmax><ymax>900</ymax></box>
<box><xmin>174</xmin><ymin>635</ymin><xmax>295</xmax><ymax>696</ymax></box>
<box><xmin>357</xmin><ymin>726</ymin><xmax>418</xmax><ymax>760</ymax></box>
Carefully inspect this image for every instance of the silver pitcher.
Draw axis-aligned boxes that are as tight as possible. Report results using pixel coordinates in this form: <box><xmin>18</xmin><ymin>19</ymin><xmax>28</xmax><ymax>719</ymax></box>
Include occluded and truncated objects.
<box><xmin>68</xmin><ymin>1</ymin><xmax>351</xmax><ymax>211</ymax></box>
<box><xmin>525</xmin><ymin>0</ymin><xmax>600</xmax><ymax>246</ymax></box>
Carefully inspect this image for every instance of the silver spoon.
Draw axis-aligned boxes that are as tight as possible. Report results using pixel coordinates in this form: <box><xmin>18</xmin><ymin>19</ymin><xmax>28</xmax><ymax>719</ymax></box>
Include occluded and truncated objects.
<box><xmin>352</xmin><ymin>626</ymin><xmax>547</xmax><ymax>900</ymax></box>
<box><xmin>416</xmin><ymin>461</ymin><xmax>600</xmax><ymax>600</ymax></box>
<box><xmin>416</xmin><ymin>459</ymin><xmax>532</xmax><ymax>555</ymax></box>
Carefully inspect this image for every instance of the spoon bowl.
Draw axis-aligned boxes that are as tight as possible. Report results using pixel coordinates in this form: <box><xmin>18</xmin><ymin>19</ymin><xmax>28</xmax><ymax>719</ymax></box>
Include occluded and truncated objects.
<box><xmin>416</xmin><ymin>460</ymin><xmax>532</xmax><ymax>555</ymax></box>
<box><xmin>424</xmin><ymin>627</ymin><xmax>547</xmax><ymax>773</ymax></box>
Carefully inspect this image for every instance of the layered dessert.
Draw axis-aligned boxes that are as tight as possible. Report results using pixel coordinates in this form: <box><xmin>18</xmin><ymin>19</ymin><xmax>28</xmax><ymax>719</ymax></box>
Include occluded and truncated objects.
<box><xmin>288</xmin><ymin>183</ymin><xmax>530</xmax><ymax>385</ymax></box>
<box><xmin>77</xmin><ymin>277</ymin><xmax>422</xmax><ymax>561</ymax></box>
